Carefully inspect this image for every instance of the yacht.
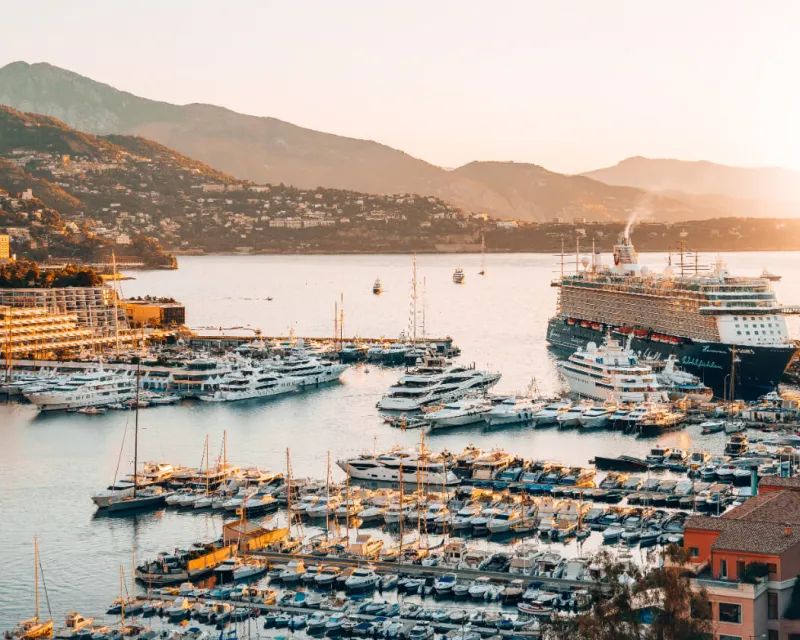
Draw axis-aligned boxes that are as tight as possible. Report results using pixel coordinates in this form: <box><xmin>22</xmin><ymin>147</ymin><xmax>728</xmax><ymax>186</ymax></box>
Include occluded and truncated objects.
<box><xmin>337</xmin><ymin>448</ymin><xmax>460</xmax><ymax>485</ymax></box>
<box><xmin>428</xmin><ymin>397</ymin><xmax>493</xmax><ymax>429</ymax></box>
<box><xmin>557</xmin><ymin>335</ymin><xmax>669</xmax><ymax>403</ymax></box>
<box><xmin>267</xmin><ymin>353</ymin><xmax>348</xmax><ymax>386</ymax></box>
<box><xmin>484</xmin><ymin>397</ymin><xmax>544</xmax><ymax>426</ymax></box>
<box><xmin>24</xmin><ymin>369</ymin><xmax>136</xmax><ymax>411</ymax></box>
<box><xmin>199</xmin><ymin>365</ymin><xmax>299</xmax><ymax>402</ymax></box>
<box><xmin>761</xmin><ymin>267</ymin><xmax>781</xmax><ymax>282</ymax></box>
<box><xmin>578</xmin><ymin>403</ymin><xmax>617</xmax><ymax>429</ymax></box>
<box><xmin>373</xmin><ymin>278</ymin><xmax>383</xmax><ymax>295</ymax></box>
<box><xmin>377</xmin><ymin>364</ymin><xmax>500</xmax><ymax>411</ymax></box>
<box><xmin>531</xmin><ymin>400</ymin><xmax>571</xmax><ymax>426</ymax></box>
<box><xmin>656</xmin><ymin>355</ymin><xmax>711</xmax><ymax>400</ymax></box>
<box><xmin>453</xmin><ymin>267</ymin><xmax>465</xmax><ymax>284</ymax></box>
<box><xmin>556</xmin><ymin>402</ymin><xmax>592</xmax><ymax>428</ymax></box>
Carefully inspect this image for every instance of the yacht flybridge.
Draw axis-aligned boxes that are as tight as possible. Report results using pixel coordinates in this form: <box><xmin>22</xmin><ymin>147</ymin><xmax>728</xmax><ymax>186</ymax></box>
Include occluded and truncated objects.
<box><xmin>267</xmin><ymin>353</ymin><xmax>348</xmax><ymax>386</ymax></box>
<box><xmin>377</xmin><ymin>363</ymin><xmax>500</xmax><ymax>411</ymax></box>
<box><xmin>557</xmin><ymin>335</ymin><xmax>669</xmax><ymax>403</ymax></box>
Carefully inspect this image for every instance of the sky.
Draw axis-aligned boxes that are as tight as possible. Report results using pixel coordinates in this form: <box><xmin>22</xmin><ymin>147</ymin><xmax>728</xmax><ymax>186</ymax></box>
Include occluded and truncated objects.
<box><xmin>1</xmin><ymin>0</ymin><xmax>800</xmax><ymax>174</ymax></box>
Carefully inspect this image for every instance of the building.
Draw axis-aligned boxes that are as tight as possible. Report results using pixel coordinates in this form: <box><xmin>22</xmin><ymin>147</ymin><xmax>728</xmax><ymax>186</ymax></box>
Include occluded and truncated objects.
<box><xmin>0</xmin><ymin>306</ymin><xmax>132</xmax><ymax>358</ymax></box>
<box><xmin>123</xmin><ymin>299</ymin><xmax>186</xmax><ymax>328</ymax></box>
<box><xmin>684</xmin><ymin>476</ymin><xmax>800</xmax><ymax>640</ymax></box>
<box><xmin>0</xmin><ymin>286</ymin><xmax>130</xmax><ymax>338</ymax></box>
<box><xmin>0</xmin><ymin>233</ymin><xmax>9</xmax><ymax>262</ymax></box>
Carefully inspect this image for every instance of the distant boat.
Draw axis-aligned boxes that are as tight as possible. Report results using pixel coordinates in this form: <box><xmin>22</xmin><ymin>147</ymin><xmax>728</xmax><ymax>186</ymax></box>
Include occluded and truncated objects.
<box><xmin>479</xmin><ymin>234</ymin><xmax>486</xmax><ymax>276</ymax></box>
<box><xmin>761</xmin><ymin>267</ymin><xmax>781</xmax><ymax>281</ymax></box>
<box><xmin>453</xmin><ymin>267</ymin><xmax>465</xmax><ymax>284</ymax></box>
<box><xmin>373</xmin><ymin>278</ymin><xmax>383</xmax><ymax>295</ymax></box>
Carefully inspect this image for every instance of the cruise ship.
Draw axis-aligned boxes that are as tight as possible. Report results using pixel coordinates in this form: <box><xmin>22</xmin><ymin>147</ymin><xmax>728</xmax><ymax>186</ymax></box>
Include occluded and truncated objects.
<box><xmin>199</xmin><ymin>365</ymin><xmax>300</xmax><ymax>402</ymax></box>
<box><xmin>267</xmin><ymin>353</ymin><xmax>348</xmax><ymax>385</ymax></box>
<box><xmin>377</xmin><ymin>364</ymin><xmax>501</xmax><ymax>411</ymax></box>
<box><xmin>547</xmin><ymin>233</ymin><xmax>798</xmax><ymax>400</ymax></box>
<box><xmin>337</xmin><ymin>448</ymin><xmax>460</xmax><ymax>485</ymax></box>
<box><xmin>558</xmin><ymin>335</ymin><xmax>669</xmax><ymax>403</ymax></box>
<box><xmin>24</xmin><ymin>368</ymin><xmax>136</xmax><ymax>411</ymax></box>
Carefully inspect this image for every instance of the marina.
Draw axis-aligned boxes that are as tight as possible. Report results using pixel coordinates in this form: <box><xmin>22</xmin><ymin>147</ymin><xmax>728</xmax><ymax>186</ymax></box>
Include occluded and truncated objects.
<box><xmin>2</xmin><ymin>251</ymin><xmax>800</xmax><ymax>633</ymax></box>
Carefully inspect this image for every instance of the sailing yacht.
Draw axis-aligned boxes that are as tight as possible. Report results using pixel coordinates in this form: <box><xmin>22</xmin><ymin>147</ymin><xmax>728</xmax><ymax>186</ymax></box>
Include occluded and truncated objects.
<box><xmin>105</xmin><ymin>367</ymin><xmax>168</xmax><ymax>512</ymax></box>
<box><xmin>377</xmin><ymin>364</ymin><xmax>500</xmax><ymax>411</ymax></box>
<box><xmin>199</xmin><ymin>365</ymin><xmax>300</xmax><ymax>402</ymax></box>
<box><xmin>10</xmin><ymin>539</ymin><xmax>53</xmax><ymax>640</ymax></box>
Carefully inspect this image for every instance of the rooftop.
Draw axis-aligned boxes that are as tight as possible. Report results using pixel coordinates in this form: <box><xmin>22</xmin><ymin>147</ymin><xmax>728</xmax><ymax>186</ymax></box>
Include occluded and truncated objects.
<box><xmin>686</xmin><ymin>490</ymin><xmax>800</xmax><ymax>555</ymax></box>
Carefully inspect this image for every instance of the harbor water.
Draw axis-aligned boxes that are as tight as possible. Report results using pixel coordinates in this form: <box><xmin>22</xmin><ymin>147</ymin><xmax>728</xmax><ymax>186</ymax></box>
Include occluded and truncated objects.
<box><xmin>2</xmin><ymin>251</ymin><xmax>799</xmax><ymax>627</ymax></box>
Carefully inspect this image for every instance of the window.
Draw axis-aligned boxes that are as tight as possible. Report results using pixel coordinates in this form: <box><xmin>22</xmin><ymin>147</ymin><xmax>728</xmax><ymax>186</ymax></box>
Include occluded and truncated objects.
<box><xmin>719</xmin><ymin>602</ymin><xmax>741</xmax><ymax>624</ymax></box>
<box><xmin>720</xmin><ymin>559</ymin><xmax>728</xmax><ymax>578</ymax></box>
<box><xmin>736</xmin><ymin>560</ymin><xmax>746</xmax><ymax>579</ymax></box>
<box><xmin>768</xmin><ymin>592</ymin><xmax>778</xmax><ymax>619</ymax></box>
<box><xmin>768</xmin><ymin>630</ymin><xmax>779</xmax><ymax>640</ymax></box>
<box><xmin>719</xmin><ymin>636</ymin><xmax>742</xmax><ymax>640</ymax></box>
<box><xmin>689</xmin><ymin>547</ymin><xmax>699</xmax><ymax>558</ymax></box>
<box><xmin>767</xmin><ymin>563</ymin><xmax>777</xmax><ymax>574</ymax></box>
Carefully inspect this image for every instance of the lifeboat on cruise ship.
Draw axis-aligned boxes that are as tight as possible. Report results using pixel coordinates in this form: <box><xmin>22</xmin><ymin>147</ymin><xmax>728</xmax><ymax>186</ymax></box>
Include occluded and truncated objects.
<box><xmin>668</xmin><ymin>336</ymin><xmax>681</xmax><ymax>345</ymax></box>
<box><xmin>616</xmin><ymin>326</ymin><xmax>632</xmax><ymax>335</ymax></box>
<box><xmin>591</xmin><ymin>323</ymin><xmax>602</xmax><ymax>331</ymax></box>
<box><xmin>580</xmin><ymin>321</ymin><xmax>591</xmax><ymax>328</ymax></box>
<box><xmin>567</xmin><ymin>318</ymin><xmax>576</xmax><ymax>325</ymax></box>
<box><xmin>633</xmin><ymin>329</ymin><xmax>649</xmax><ymax>338</ymax></box>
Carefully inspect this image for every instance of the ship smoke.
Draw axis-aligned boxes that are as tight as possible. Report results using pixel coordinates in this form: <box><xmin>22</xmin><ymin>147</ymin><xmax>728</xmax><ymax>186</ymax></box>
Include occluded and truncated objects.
<box><xmin>624</xmin><ymin>194</ymin><xmax>654</xmax><ymax>240</ymax></box>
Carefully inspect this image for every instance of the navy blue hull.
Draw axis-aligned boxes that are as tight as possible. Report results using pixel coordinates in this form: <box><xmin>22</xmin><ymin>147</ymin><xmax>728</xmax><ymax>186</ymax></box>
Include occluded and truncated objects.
<box><xmin>546</xmin><ymin>317</ymin><xmax>797</xmax><ymax>401</ymax></box>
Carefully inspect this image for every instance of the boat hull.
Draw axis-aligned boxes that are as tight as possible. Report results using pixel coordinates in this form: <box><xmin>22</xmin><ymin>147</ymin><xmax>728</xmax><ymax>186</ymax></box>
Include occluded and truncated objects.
<box><xmin>106</xmin><ymin>494</ymin><xmax>166</xmax><ymax>512</ymax></box>
<box><xmin>547</xmin><ymin>316</ymin><xmax>797</xmax><ymax>401</ymax></box>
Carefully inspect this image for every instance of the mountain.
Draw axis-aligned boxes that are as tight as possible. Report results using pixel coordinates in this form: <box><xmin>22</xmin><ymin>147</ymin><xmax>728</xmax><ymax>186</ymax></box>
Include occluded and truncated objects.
<box><xmin>0</xmin><ymin>61</ymin><xmax>735</xmax><ymax>223</ymax></box>
<box><xmin>583</xmin><ymin>156</ymin><xmax>800</xmax><ymax>209</ymax></box>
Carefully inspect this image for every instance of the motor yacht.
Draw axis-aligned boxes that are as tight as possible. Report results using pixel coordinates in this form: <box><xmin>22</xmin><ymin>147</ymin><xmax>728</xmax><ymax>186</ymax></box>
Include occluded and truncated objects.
<box><xmin>337</xmin><ymin>448</ymin><xmax>460</xmax><ymax>485</ymax></box>
<box><xmin>427</xmin><ymin>397</ymin><xmax>493</xmax><ymax>429</ymax></box>
<box><xmin>344</xmin><ymin>567</ymin><xmax>380</xmax><ymax>591</ymax></box>
<box><xmin>25</xmin><ymin>368</ymin><xmax>136</xmax><ymax>411</ymax></box>
<box><xmin>373</xmin><ymin>278</ymin><xmax>383</xmax><ymax>295</ymax></box>
<box><xmin>556</xmin><ymin>402</ymin><xmax>592</xmax><ymax>428</ymax></box>
<box><xmin>377</xmin><ymin>364</ymin><xmax>500</xmax><ymax>411</ymax></box>
<box><xmin>267</xmin><ymin>352</ymin><xmax>348</xmax><ymax>386</ymax></box>
<box><xmin>484</xmin><ymin>397</ymin><xmax>543</xmax><ymax>426</ymax></box>
<box><xmin>578</xmin><ymin>403</ymin><xmax>617</xmax><ymax>429</ymax></box>
<box><xmin>531</xmin><ymin>400</ymin><xmax>571</xmax><ymax>426</ymax></box>
<box><xmin>199</xmin><ymin>365</ymin><xmax>299</xmax><ymax>402</ymax></box>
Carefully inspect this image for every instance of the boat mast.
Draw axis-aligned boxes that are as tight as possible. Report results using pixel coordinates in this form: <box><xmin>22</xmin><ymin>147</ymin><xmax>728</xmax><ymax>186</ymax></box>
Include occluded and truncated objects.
<box><xmin>34</xmin><ymin>537</ymin><xmax>39</xmax><ymax>621</ymax></box>
<box><xmin>412</xmin><ymin>253</ymin><xmax>418</xmax><ymax>345</ymax></box>
<box><xmin>729</xmin><ymin>345</ymin><xmax>737</xmax><ymax>412</ymax></box>
<box><xmin>345</xmin><ymin>468</ymin><xmax>351</xmax><ymax>542</ymax></box>
<box><xmin>326</xmin><ymin>451</ymin><xmax>331</xmax><ymax>534</ymax></box>
<box><xmin>112</xmin><ymin>251</ymin><xmax>120</xmax><ymax>358</ymax></box>
<box><xmin>205</xmin><ymin>434</ymin><xmax>210</xmax><ymax>496</ymax></box>
<box><xmin>398</xmin><ymin>463</ymin><xmax>404</xmax><ymax>561</ymax></box>
<box><xmin>223</xmin><ymin>429</ymin><xmax>228</xmax><ymax>473</ymax></box>
<box><xmin>119</xmin><ymin>565</ymin><xmax>125</xmax><ymax>625</ymax></box>
<box><xmin>560</xmin><ymin>239</ymin><xmax>565</xmax><ymax>279</ymax></box>
<box><xmin>133</xmin><ymin>363</ymin><xmax>140</xmax><ymax>498</ymax></box>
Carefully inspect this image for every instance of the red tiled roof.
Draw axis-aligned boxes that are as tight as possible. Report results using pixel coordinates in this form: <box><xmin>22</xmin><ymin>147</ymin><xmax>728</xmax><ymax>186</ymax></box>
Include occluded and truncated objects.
<box><xmin>685</xmin><ymin>490</ymin><xmax>800</xmax><ymax>555</ymax></box>
<box><xmin>759</xmin><ymin>477</ymin><xmax>800</xmax><ymax>490</ymax></box>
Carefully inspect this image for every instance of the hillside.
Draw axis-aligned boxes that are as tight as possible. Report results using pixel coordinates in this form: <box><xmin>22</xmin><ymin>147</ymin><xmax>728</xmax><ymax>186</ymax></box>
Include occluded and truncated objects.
<box><xmin>0</xmin><ymin>61</ymin><xmax>739</xmax><ymax>223</ymax></box>
<box><xmin>583</xmin><ymin>156</ymin><xmax>800</xmax><ymax>208</ymax></box>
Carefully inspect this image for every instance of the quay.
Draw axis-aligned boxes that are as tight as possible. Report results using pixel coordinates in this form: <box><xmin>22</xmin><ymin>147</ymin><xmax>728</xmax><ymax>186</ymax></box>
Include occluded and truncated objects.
<box><xmin>251</xmin><ymin>550</ymin><xmax>592</xmax><ymax>592</ymax></box>
<box><xmin>187</xmin><ymin>332</ymin><xmax>458</xmax><ymax>350</ymax></box>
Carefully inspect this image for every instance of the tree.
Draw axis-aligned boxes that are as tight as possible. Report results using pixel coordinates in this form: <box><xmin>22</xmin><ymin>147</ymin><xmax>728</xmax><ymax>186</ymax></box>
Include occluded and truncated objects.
<box><xmin>541</xmin><ymin>546</ymin><xmax>712</xmax><ymax>640</ymax></box>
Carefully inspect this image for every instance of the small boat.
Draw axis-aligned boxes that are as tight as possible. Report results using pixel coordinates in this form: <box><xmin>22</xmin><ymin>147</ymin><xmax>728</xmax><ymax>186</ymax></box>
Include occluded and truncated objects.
<box><xmin>700</xmin><ymin>420</ymin><xmax>725</xmax><ymax>434</ymax></box>
<box><xmin>761</xmin><ymin>267</ymin><xmax>781</xmax><ymax>282</ymax></box>
<box><xmin>373</xmin><ymin>278</ymin><xmax>383</xmax><ymax>295</ymax></box>
<box><xmin>453</xmin><ymin>267</ymin><xmax>465</xmax><ymax>284</ymax></box>
<box><xmin>77</xmin><ymin>407</ymin><xmax>106</xmax><ymax>415</ymax></box>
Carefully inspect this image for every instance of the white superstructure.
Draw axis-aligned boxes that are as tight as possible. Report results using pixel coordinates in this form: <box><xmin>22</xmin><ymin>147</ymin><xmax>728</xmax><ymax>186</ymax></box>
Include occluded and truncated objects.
<box><xmin>24</xmin><ymin>368</ymin><xmax>136</xmax><ymax>411</ymax></box>
<box><xmin>557</xmin><ymin>336</ymin><xmax>668</xmax><ymax>403</ymax></box>
<box><xmin>337</xmin><ymin>448</ymin><xmax>460</xmax><ymax>485</ymax></box>
<box><xmin>377</xmin><ymin>364</ymin><xmax>500</xmax><ymax>411</ymax></box>
<box><xmin>267</xmin><ymin>352</ymin><xmax>347</xmax><ymax>385</ymax></box>
<box><xmin>427</xmin><ymin>397</ymin><xmax>493</xmax><ymax>429</ymax></box>
<box><xmin>484</xmin><ymin>397</ymin><xmax>544</xmax><ymax>426</ymax></box>
<box><xmin>199</xmin><ymin>365</ymin><xmax>299</xmax><ymax>402</ymax></box>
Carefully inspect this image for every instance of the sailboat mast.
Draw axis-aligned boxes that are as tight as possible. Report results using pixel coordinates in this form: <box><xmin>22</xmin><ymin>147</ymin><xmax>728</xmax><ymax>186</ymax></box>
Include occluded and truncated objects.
<box><xmin>133</xmin><ymin>363</ymin><xmax>140</xmax><ymax>497</ymax></box>
<box><xmin>326</xmin><ymin>451</ymin><xmax>331</xmax><ymax>533</ymax></box>
<box><xmin>345</xmin><ymin>470</ymin><xmax>351</xmax><ymax>541</ymax></box>
<box><xmin>119</xmin><ymin>565</ymin><xmax>125</xmax><ymax>625</ymax></box>
<box><xmin>205</xmin><ymin>434</ymin><xmax>210</xmax><ymax>496</ymax></box>
<box><xmin>398</xmin><ymin>464</ymin><xmax>404</xmax><ymax>561</ymax></box>
<box><xmin>34</xmin><ymin>537</ymin><xmax>39</xmax><ymax>620</ymax></box>
<box><xmin>729</xmin><ymin>345</ymin><xmax>737</xmax><ymax>411</ymax></box>
<box><xmin>412</xmin><ymin>253</ymin><xmax>418</xmax><ymax>345</ymax></box>
<box><xmin>223</xmin><ymin>429</ymin><xmax>228</xmax><ymax>472</ymax></box>
<box><xmin>112</xmin><ymin>252</ymin><xmax>120</xmax><ymax>357</ymax></box>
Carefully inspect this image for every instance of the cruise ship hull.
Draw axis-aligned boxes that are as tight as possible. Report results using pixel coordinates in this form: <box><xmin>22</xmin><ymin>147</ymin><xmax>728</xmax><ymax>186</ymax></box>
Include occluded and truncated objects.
<box><xmin>547</xmin><ymin>317</ymin><xmax>797</xmax><ymax>401</ymax></box>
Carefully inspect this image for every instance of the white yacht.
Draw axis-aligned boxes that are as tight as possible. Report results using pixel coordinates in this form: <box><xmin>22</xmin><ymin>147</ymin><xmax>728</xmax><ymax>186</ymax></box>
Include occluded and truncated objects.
<box><xmin>427</xmin><ymin>397</ymin><xmax>493</xmax><ymax>429</ymax></box>
<box><xmin>199</xmin><ymin>365</ymin><xmax>300</xmax><ymax>402</ymax></box>
<box><xmin>556</xmin><ymin>402</ymin><xmax>592</xmax><ymax>428</ymax></box>
<box><xmin>377</xmin><ymin>364</ymin><xmax>500</xmax><ymax>411</ymax></box>
<box><xmin>531</xmin><ymin>400</ymin><xmax>571</xmax><ymax>426</ymax></box>
<box><xmin>24</xmin><ymin>368</ymin><xmax>136</xmax><ymax>411</ymax></box>
<box><xmin>557</xmin><ymin>335</ymin><xmax>669</xmax><ymax>403</ymax></box>
<box><xmin>484</xmin><ymin>397</ymin><xmax>544</xmax><ymax>426</ymax></box>
<box><xmin>267</xmin><ymin>352</ymin><xmax>348</xmax><ymax>386</ymax></box>
<box><xmin>578</xmin><ymin>403</ymin><xmax>617</xmax><ymax>429</ymax></box>
<box><xmin>337</xmin><ymin>448</ymin><xmax>460</xmax><ymax>485</ymax></box>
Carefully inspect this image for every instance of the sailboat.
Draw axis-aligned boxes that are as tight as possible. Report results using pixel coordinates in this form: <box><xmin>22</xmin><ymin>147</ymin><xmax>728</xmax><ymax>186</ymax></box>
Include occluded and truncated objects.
<box><xmin>107</xmin><ymin>365</ymin><xmax>168</xmax><ymax>512</ymax></box>
<box><xmin>478</xmin><ymin>234</ymin><xmax>486</xmax><ymax>276</ymax></box>
<box><xmin>10</xmin><ymin>539</ymin><xmax>54</xmax><ymax>639</ymax></box>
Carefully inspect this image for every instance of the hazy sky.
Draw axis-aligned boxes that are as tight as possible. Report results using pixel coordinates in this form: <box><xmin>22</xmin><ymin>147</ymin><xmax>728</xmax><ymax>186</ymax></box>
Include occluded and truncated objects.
<box><xmin>2</xmin><ymin>1</ymin><xmax>799</xmax><ymax>173</ymax></box>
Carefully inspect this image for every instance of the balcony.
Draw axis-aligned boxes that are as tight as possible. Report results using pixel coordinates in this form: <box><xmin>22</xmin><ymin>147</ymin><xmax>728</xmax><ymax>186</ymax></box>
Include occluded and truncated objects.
<box><xmin>691</xmin><ymin>569</ymin><xmax>769</xmax><ymax>599</ymax></box>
